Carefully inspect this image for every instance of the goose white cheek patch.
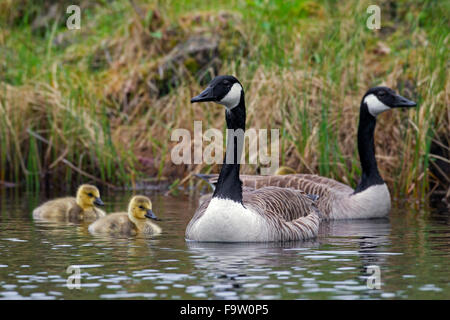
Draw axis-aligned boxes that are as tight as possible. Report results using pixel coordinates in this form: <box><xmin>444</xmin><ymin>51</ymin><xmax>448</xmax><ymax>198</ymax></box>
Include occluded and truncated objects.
<box><xmin>219</xmin><ymin>83</ymin><xmax>242</xmax><ymax>109</ymax></box>
<box><xmin>364</xmin><ymin>94</ymin><xmax>390</xmax><ymax>117</ymax></box>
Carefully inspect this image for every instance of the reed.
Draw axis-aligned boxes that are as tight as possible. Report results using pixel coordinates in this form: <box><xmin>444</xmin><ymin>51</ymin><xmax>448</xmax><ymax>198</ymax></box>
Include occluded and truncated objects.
<box><xmin>0</xmin><ymin>0</ymin><xmax>448</xmax><ymax>200</ymax></box>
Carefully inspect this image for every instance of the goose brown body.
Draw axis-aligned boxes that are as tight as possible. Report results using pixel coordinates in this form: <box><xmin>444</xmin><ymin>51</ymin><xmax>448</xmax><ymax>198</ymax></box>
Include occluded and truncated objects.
<box><xmin>197</xmin><ymin>173</ymin><xmax>353</xmax><ymax>220</ymax></box>
<box><xmin>187</xmin><ymin>186</ymin><xmax>321</xmax><ymax>242</ymax></box>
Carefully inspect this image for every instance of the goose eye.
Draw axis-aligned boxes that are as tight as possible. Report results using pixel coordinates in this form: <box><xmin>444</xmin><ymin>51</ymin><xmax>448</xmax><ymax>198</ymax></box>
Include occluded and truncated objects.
<box><xmin>223</xmin><ymin>80</ymin><xmax>230</xmax><ymax>86</ymax></box>
<box><xmin>378</xmin><ymin>91</ymin><xmax>386</xmax><ymax>97</ymax></box>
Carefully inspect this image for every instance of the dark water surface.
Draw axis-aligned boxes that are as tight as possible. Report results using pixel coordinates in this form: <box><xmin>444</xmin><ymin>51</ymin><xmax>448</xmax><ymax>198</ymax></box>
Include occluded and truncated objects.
<box><xmin>0</xmin><ymin>190</ymin><xmax>448</xmax><ymax>300</ymax></box>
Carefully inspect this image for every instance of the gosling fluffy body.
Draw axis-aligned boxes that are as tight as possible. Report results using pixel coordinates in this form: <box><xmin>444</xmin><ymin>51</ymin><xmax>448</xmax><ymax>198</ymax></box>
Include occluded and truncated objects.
<box><xmin>88</xmin><ymin>195</ymin><xmax>161</xmax><ymax>236</ymax></box>
<box><xmin>32</xmin><ymin>184</ymin><xmax>105</xmax><ymax>221</ymax></box>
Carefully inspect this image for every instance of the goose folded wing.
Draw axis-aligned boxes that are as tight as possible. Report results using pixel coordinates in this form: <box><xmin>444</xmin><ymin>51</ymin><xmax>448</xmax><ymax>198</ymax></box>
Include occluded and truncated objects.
<box><xmin>243</xmin><ymin>187</ymin><xmax>321</xmax><ymax>241</ymax></box>
<box><xmin>243</xmin><ymin>186</ymin><xmax>320</xmax><ymax>221</ymax></box>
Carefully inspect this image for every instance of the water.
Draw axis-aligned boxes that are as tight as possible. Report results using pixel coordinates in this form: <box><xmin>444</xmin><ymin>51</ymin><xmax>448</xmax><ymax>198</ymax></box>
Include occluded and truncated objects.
<box><xmin>0</xmin><ymin>190</ymin><xmax>448</xmax><ymax>300</ymax></box>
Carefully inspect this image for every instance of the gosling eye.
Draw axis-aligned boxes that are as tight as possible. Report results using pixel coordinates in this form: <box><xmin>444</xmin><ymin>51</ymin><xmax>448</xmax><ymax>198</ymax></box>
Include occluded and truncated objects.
<box><xmin>139</xmin><ymin>206</ymin><xmax>145</xmax><ymax>210</ymax></box>
<box><xmin>87</xmin><ymin>193</ymin><xmax>94</xmax><ymax>197</ymax></box>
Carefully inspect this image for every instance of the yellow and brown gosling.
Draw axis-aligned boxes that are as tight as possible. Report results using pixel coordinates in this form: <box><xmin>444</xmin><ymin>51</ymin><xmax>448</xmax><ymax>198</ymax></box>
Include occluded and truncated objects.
<box><xmin>33</xmin><ymin>184</ymin><xmax>106</xmax><ymax>221</ymax></box>
<box><xmin>274</xmin><ymin>166</ymin><xmax>296</xmax><ymax>175</ymax></box>
<box><xmin>88</xmin><ymin>195</ymin><xmax>161</xmax><ymax>236</ymax></box>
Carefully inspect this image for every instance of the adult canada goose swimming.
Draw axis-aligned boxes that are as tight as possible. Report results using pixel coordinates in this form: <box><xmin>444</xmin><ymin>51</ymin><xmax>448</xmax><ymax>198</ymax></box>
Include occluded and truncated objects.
<box><xmin>33</xmin><ymin>184</ymin><xmax>106</xmax><ymax>221</ymax></box>
<box><xmin>186</xmin><ymin>75</ymin><xmax>321</xmax><ymax>242</ymax></box>
<box><xmin>88</xmin><ymin>195</ymin><xmax>161</xmax><ymax>236</ymax></box>
<box><xmin>196</xmin><ymin>87</ymin><xmax>417</xmax><ymax>220</ymax></box>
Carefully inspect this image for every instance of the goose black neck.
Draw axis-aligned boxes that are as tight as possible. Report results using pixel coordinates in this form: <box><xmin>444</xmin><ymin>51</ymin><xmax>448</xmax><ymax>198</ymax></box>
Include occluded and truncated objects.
<box><xmin>212</xmin><ymin>94</ymin><xmax>245</xmax><ymax>203</ymax></box>
<box><xmin>354</xmin><ymin>102</ymin><xmax>385</xmax><ymax>193</ymax></box>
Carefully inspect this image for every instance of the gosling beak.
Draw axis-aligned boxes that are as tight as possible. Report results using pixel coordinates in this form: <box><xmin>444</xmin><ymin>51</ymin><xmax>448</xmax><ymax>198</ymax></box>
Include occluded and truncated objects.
<box><xmin>191</xmin><ymin>86</ymin><xmax>215</xmax><ymax>103</ymax></box>
<box><xmin>145</xmin><ymin>209</ymin><xmax>160</xmax><ymax>221</ymax></box>
<box><xmin>392</xmin><ymin>94</ymin><xmax>417</xmax><ymax>108</ymax></box>
<box><xmin>93</xmin><ymin>197</ymin><xmax>105</xmax><ymax>206</ymax></box>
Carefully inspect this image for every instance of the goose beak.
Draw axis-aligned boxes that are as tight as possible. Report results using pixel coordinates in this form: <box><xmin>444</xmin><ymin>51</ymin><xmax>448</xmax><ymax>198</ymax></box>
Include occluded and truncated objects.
<box><xmin>145</xmin><ymin>209</ymin><xmax>160</xmax><ymax>221</ymax></box>
<box><xmin>191</xmin><ymin>86</ymin><xmax>215</xmax><ymax>103</ymax></box>
<box><xmin>94</xmin><ymin>197</ymin><xmax>105</xmax><ymax>206</ymax></box>
<box><xmin>392</xmin><ymin>94</ymin><xmax>417</xmax><ymax>108</ymax></box>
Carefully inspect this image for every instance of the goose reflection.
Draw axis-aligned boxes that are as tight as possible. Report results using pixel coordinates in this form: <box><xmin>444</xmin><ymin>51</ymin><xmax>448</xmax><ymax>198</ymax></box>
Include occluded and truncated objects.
<box><xmin>186</xmin><ymin>218</ymin><xmax>393</xmax><ymax>297</ymax></box>
<box><xmin>187</xmin><ymin>241</ymin><xmax>319</xmax><ymax>267</ymax></box>
<box><xmin>319</xmin><ymin>218</ymin><xmax>391</xmax><ymax>245</ymax></box>
<box><xmin>186</xmin><ymin>240</ymin><xmax>319</xmax><ymax>298</ymax></box>
<box><xmin>319</xmin><ymin>218</ymin><xmax>393</xmax><ymax>292</ymax></box>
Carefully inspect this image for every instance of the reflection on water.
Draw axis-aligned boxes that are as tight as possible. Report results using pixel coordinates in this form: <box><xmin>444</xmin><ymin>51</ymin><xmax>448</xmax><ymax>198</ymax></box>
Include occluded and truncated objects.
<box><xmin>0</xmin><ymin>190</ymin><xmax>448</xmax><ymax>299</ymax></box>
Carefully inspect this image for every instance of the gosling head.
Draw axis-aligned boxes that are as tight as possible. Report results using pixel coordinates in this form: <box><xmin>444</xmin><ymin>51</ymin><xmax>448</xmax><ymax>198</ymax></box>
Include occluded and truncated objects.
<box><xmin>362</xmin><ymin>86</ymin><xmax>417</xmax><ymax>117</ymax></box>
<box><xmin>128</xmin><ymin>195</ymin><xmax>159</xmax><ymax>221</ymax></box>
<box><xmin>76</xmin><ymin>184</ymin><xmax>104</xmax><ymax>210</ymax></box>
<box><xmin>190</xmin><ymin>75</ymin><xmax>243</xmax><ymax>109</ymax></box>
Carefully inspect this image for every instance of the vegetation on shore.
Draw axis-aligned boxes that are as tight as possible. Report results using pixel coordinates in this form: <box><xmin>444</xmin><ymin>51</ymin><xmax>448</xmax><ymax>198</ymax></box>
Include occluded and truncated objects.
<box><xmin>0</xmin><ymin>0</ymin><xmax>448</xmax><ymax>200</ymax></box>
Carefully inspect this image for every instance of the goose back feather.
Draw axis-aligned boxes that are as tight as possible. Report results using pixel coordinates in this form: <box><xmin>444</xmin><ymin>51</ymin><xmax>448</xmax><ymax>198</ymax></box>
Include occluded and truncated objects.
<box><xmin>195</xmin><ymin>173</ymin><xmax>390</xmax><ymax>220</ymax></box>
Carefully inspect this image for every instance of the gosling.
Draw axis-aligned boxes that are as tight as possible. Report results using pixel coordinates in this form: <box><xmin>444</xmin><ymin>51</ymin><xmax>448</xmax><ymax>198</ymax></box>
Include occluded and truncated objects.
<box><xmin>274</xmin><ymin>166</ymin><xmax>296</xmax><ymax>175</ymax></box>
<box><xmin>33</xmin><ymin>184</ymin><xmax>106</xmax><ymax>221</ymax></box>
<box><xmin>88</xmin><ymin>195</ymin><xmax>161</xmax><ymax>236</ymax></box>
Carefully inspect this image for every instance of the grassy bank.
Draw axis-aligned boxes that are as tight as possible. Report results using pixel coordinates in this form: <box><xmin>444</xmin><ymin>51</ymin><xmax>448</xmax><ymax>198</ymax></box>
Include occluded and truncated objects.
<box><xmin>0</xmin><ymin>0</ymin><xmax>448</xmax><ymax>200</ymax></box>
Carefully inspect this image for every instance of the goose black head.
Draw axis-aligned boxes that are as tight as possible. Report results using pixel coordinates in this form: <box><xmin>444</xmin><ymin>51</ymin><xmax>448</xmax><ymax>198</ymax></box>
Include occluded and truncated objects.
<box><xmin>362</xmin><ymin>86</ymin><xmax>417</xmax><ymax>117</ymax></box>
<box><xmin>191</xmin><ymin>75</ymin><xmax>243</xmax><ymax>109</ymax></box>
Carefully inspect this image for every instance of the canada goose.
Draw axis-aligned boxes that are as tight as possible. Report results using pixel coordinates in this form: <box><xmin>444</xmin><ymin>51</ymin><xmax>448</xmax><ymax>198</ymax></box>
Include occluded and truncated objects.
<box><xmin>88</xmin><ymin>195</ymin><xmax>161</xmax><ymax>236</ymax></box>
<box><xmin>33</xmin><ymin>184</ymin><xmax>106</xmax><ymax>221</ymax></box>
<box><xmin>186</xmin><ymin>75</ymin><xmax>321</xmax><ymax>242</ymax></box>
<box><xmin>196</xmin><ymin>87</ymin><xmax>417</xmax><ymax>220</ymax></box>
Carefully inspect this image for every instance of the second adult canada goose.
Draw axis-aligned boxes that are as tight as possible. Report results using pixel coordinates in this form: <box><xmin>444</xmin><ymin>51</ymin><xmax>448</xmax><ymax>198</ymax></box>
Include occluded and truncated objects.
<box><xmin>33</xmin><ymin>184</ymin><xmax>105</xmax><ymax>221</ymax></box>
<box><xmin>197</xmin><ymin>87</ymin><xmax>417</xmax><ymax>220</ymax></box>
<box><xmin>88</xmin><ymin>195</ymin><xmax>161</xmax><ymax>236</ymax></box>
<box><xmin>186</xmin><ymin>75</ymin><xmax>321</xmax><ymax>242</ymax></box>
